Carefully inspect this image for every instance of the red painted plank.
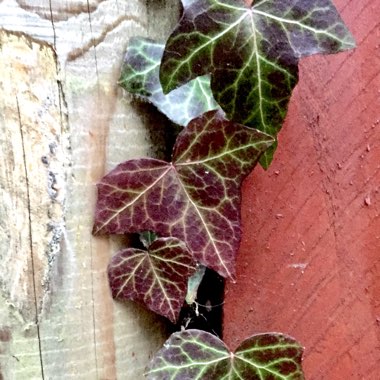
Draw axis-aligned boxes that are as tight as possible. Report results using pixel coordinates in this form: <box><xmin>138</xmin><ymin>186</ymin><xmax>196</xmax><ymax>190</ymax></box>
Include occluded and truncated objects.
<box><xmin>223</xmin><ymin>1</ymin><xmax>380</xmax><ymax>378</ymax></box>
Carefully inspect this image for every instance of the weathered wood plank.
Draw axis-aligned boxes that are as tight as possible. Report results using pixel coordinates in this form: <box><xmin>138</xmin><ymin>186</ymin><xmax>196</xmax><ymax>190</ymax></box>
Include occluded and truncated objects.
<box><xmin>0</xmin><ymin>0</ymin><xmax>181</xmax><ymax>378</ymax></box>
<box><xmin>0</xmin><ymin>30</ymin><xmax>65</xmax><ymax>379</ymax></box>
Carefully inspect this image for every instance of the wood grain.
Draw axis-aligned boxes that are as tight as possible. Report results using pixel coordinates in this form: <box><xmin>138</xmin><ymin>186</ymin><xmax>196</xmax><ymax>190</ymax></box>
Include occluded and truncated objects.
<box><xmin>223</xmin><ymin>0</ymin><xmax>380</xmax><ymax>379</ymax></box>
<box><xmin>16</xmin><ymin>0</ymin><xmax>106</xmax><ymax>22</ymax></box>
<box><xmin>0</xmin><ymin>0</ymin><xmax>180</xmax><ymax>378</ymax></box>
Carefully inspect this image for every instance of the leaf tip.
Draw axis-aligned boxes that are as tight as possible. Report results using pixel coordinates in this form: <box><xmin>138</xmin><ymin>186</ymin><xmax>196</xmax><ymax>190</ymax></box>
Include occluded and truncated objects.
<box><xmin>92</xmin><ymin>224</ymin><xmax>101</xmax><ymax>236</ymax></box>
<box><xmin>159</xmin><ymin>71</ymin><xmax>173</xmax><ymax>95</ymax></box>
<box><xmin>226</xmin><ymin>269</ymin><xmax>236</xmax><ymax>283</ymax></box>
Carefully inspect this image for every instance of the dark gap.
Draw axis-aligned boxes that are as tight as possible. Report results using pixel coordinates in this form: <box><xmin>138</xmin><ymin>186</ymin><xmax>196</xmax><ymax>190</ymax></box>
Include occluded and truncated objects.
<box><xmin>173</xmin><ymin>269</ymin><xmax>225</xmax><ymax>338</ymax></box>
<box><xmin>130</xmin><ymin>100</ymin><xmax>181</xmax><ymax>161</ymax></box>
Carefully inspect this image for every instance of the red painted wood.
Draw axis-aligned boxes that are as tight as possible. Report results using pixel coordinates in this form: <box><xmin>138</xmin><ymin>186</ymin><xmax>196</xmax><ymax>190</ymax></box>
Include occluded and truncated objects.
<box><xmin>223</xmin><ymin>1</ymin><xmax>380</xmax><ymax>379</ymax></box>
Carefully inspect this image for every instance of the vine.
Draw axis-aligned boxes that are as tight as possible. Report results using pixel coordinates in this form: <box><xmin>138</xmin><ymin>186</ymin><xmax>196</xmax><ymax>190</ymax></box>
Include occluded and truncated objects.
<box><xmin>93</xmin><ymin>0</ymin><xmax>354</xmax><ymax>378</ymax></box>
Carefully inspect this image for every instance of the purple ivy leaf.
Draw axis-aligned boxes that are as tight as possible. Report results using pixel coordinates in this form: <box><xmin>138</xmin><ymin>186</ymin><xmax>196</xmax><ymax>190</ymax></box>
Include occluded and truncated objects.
<box><xmin>146</xmin><ymin>329</ymin><xmax>305</xmax><ymax>379</ymax></box>
<box><xmin>160</xmin><ymin>0</ymin><xmax>355</xmax><ymax>167</ymax></box>
<box><xmin>108</xmin><ymin>237</ymin><xmax>196</xmax><ymax>323</ymax></box>
<box><xmin>93</xmin><ymin>110</ymin><xmax>273</xmax><ymax>279</ymax></box>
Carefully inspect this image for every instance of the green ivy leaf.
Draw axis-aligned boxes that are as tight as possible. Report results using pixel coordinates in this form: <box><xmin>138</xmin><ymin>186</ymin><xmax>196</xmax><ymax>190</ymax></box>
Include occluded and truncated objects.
<box><xmin>93</xmin><ymin>110</ymin><xmax>273</xmax><ymax>279</ymax></box>
<box><xmin>119</xmin><ymin>37</ymin><xmax>219</xmax><ymax>126</ymax></box>
<box><xmin>160</xmin><ymin>0</ymin><xmax>355</xmax><ymax>167</ymax></box>
<box><xmin>181</xmin><ymin>0</ymin><xmax>197</xmax><ymax>7</ymax></box>
<box><xmin>186</xmin><ymin>264</ymin><xmax>206</xmax><ymax>305</ymax></box>
<box><xmin>108</xmin><ymin>237</ymin><xmax>196</xmax><ymax>323</ymax></box>
<box><xmin>140</xmin><ymin>231</ymin><xmax>158</xmax><ymax>249</ymax></box>
<box><xmin>146</xmin><ymin>329</ymin><xmax>305</xmax><ymax>379</ymax></box>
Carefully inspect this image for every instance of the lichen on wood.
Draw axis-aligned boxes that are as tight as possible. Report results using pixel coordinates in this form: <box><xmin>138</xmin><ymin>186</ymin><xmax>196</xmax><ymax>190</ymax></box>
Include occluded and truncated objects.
<box><xmin>0</xmin><ymin>30</ymin><xmax>67</xmax><ymax>321</ymax></box>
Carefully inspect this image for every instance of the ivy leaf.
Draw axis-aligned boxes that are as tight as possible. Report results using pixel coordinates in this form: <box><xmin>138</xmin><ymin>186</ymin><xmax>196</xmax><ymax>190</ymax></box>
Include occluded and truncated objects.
<box><xmin>146</xmin><ymin>329</ymin><xmax>305</xmax><ymax>379</ymax></box>
<box><xmin>119</xmin><ymin>37</ymin><xmax>219</xmax><ymax>126</ymax></box>
<box><xmin>181</xmin><ymin>0</ymin><xmax>197</xmax><ymax>7</ymax></box>
<box><xmin>108</xmin><ymin>237</ymin><xmax>196</xmax><ymax>323</ymax></box>
<box><xmin>140</xmin><ymin>231</ymin><xmax>158</xmax><ymax>249</ymax></box>
<box><xmin>186</xmin><ymin>264</ymin><xmax>206</xmax><ymax>305</ymax></box>
<box><xmin>93</xmin><ymin>110</ymin><xmax>273</xmax><ymax>279</ymax></box>
<box><xmin>160</xmin><ymin>0</ymin><xmax>355</xmax><ymax>166</ymax></box>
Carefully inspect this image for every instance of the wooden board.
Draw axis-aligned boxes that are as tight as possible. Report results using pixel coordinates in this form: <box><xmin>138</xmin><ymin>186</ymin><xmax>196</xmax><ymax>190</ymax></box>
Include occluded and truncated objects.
<box><xmin>0</xmin><ymin>1</ymin><xmax>180</xmax><ymax>378</ymax></box>
<box><xmin>223</xmin><ymin>0</ymin><xmax>380</xmax><ymax>378</ymax></box>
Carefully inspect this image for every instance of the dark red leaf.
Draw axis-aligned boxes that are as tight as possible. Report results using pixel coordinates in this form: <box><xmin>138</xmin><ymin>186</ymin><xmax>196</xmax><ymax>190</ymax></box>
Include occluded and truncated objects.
<box><xmin>108</xmin><ymin>237</ymin><xmax>196</xmax><ymax>323</ymax></box>
<box><xmin>94</xmin><ymin>110</ymin><xmax>273</xmax><ymax>279</ymax></box>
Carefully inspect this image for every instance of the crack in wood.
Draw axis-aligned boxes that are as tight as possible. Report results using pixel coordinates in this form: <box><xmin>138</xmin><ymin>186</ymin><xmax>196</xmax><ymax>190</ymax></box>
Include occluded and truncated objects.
<box><xmin>87</xmin><ymin>3</ymin><xmax>100</xmax><ymax>373</ymax></box>
<box><xmin>15</xmin><ymin>95</ymin><xmax>45</xmax><ymax>380</ymax></box>
<box><xmin>86</xmin><ymin>0</ymin><xmax>100</xmax><ymax>85</ymax></box>
<box><xmin>48</xmin><ymin>0</ymin><xmax>57</xmax><ymax>49</ymax></box>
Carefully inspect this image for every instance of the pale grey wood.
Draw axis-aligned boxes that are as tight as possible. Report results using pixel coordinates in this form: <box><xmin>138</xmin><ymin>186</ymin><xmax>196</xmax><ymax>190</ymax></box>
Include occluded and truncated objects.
<box><xmin>0</xmin><ymin>1</ymin><xmax>181</xmax><ymax>378</ymax></box>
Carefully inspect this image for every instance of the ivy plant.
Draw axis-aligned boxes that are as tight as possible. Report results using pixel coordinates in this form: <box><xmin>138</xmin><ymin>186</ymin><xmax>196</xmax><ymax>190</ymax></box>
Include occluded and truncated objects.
<box><xmin>93</xmin><ymin>0</ymin><xmax>354</xmax><ymax>378</ymax></box>
<box><xmin>147</xmin><ymin>330</ymin><xmax>304</xmax><ymax>379</ymax></box>
<box><xmin>93</xmin><ymin>110</ymin><xmax>272</xmax><ymax>279</ymax></box>
<box><xmin>160</xmin><ymin>0</ymin><xmax>355</xmax><ymax>167</ymax></box>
